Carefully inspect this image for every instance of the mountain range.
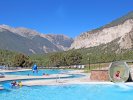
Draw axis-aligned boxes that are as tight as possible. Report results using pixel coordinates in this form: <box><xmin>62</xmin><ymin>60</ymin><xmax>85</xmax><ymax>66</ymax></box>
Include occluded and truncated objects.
<box><xmin>0</xmin><ymin>25</ymin><xmax>73</xmax><ymax>54</ymax></box>
<box><xmin>0</xmin><ymin>11</ymin><xmax>133</xmax><ymax>54</ymax></box>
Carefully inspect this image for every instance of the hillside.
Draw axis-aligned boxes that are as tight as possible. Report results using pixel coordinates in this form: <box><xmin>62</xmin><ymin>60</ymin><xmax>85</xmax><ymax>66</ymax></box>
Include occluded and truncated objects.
<box><xmin>0</xmin><ymin>25</ymin><xmax>73</xmax><ymax>54</ymax></box>
<box><xmin>70</xmin><ymin>11</ymin><xmax>133</xmax><ymax>52</ymax></box>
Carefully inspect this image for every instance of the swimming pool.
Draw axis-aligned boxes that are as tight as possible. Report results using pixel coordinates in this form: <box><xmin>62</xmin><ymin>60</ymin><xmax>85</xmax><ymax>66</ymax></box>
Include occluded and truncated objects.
<box><xmin>0</xmin><ymin>84</ymin><xmax>133</xmax><ymax>100</ymax></box>
<box><xmin>5</xmin><ymin>69</ymin><xmax>70</xmax><ymax>76</ymax></box>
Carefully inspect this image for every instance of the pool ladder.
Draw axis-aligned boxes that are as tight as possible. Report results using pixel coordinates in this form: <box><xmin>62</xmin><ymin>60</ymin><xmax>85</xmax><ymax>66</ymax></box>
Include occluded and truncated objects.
<box><xmin>56</xmin><ymin>75</ymin><xmax>60</xmax><ymax>83</ymax></box>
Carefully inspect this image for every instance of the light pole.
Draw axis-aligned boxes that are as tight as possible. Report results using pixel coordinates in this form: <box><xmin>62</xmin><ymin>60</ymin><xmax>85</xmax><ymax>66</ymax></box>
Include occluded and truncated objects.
<box><xmin>87</xmin><ymin>53</ymin><xmax>91</xmax><ymax>70</ymax></box>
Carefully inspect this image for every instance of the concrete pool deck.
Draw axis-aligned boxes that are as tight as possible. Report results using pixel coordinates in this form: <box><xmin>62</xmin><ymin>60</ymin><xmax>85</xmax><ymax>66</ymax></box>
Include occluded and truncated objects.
<box><xmin>0</xmin><ymin>69</ymin><xmax>31</xmax><ymax>73</ymax></box>
<box><xmin>0</xmin><ymin>74</ymin><xmax>73</xmax><ymax>82</ymax></box>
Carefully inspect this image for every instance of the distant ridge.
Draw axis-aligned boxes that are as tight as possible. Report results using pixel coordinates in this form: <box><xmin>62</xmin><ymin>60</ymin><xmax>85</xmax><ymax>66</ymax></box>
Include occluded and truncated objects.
<box><xmin>0</xmin><ymin>25</ymin><xmax>73</xmax><ymax>54</ymax></box>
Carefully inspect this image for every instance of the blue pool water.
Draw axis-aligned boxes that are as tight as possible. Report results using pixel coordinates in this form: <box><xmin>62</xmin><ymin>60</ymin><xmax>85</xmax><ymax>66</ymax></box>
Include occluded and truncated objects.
<box><xmin>0</xmin><ymin>84</ymin><xmax>133</xmax><ymax>100</ymax></box>
<box><xmin>5</xmin><ymin>69</ymin><xmax>69</xmax><ymax>76</ymax></box>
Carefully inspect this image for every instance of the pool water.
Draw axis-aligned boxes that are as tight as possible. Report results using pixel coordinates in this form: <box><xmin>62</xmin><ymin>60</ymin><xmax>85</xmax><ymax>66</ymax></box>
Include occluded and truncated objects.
<box><xmin>5</xmin><ymin>69</ymin><xmax>69</xmax><ymax>76</ymax></box>
<box><xmin>0</xmin><ymin>84</ymin><xmax>133</xmax><ymax>100</ymax></box>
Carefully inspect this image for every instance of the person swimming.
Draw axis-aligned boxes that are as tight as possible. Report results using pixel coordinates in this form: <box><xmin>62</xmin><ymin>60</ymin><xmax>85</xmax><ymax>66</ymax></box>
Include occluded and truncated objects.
<box><xmin>11</xmin><ymin>81</ymin><xmax>17</xmax><ymax>87</ymax></box>
<box><xmin>11</xmin><ymin>81</ymin><xmax>22</xmax><ymax>88</ymax></box>
<box><xmin>43</xmin><ymin>73</ymin><xmax>45</xmax><ymax>75</ymax></box>
<box><xmin>43</xmin><ymin>73</ymin><xmax>49</xmax><ymax>76</ymax></box>
<box><xmin>18</xmin><ymin>81</ymin><xmax>22</xmax><ymax>87</ymax></box>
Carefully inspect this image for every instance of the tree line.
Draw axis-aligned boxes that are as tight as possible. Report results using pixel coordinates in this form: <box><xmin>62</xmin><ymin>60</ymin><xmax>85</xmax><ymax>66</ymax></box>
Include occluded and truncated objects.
<box><xmin>0</xmin><ymin>50</ymin><xmax>32</xmax><ymax>67</ymax></box>
<box><xmin>0</xmin><ymin>48</ymin><xmax>133</xmax><ymax>68</ymax></box>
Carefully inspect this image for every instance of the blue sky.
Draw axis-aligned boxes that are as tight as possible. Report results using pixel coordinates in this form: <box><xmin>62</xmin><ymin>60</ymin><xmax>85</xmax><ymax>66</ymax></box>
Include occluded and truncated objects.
<box><xmin>0</xmin><ymin>0</ymin><xmax>133</xmax><ymax>38</ymax></box>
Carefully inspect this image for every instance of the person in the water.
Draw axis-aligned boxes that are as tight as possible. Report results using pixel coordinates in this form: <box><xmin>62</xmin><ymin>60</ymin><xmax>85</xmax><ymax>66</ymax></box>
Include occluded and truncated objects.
<box><xmin>18</xmin><ymin>81</ymin><xmax>22</xmax><ymax>87</ymax></box>
<box><xmin>11</xmin><ymin>81</ymin><xmax>17</xmax><ymax>87</ymax></box>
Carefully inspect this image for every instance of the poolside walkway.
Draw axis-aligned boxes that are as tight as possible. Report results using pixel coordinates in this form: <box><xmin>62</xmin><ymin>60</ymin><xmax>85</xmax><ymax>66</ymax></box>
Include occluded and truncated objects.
<box><xmin>21</xmin><ymin>73</ymin><xmax>91</xmax><ymax>86</ymax></box>
<box><xmin>0</xmin><ymin>74</ymin><xmax>72</xmax><ymax>82</ymax></box>
<box><xmin>0</xmin><ymin>69</ymin><xmax>31</xmax><ymax>73</ymax></box>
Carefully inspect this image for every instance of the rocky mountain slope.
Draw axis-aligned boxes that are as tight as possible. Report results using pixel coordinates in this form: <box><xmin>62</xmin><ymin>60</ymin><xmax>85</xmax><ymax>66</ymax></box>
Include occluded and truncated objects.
<box><xmin>70</xmin><ymin>11</ymin><xmax>133</xmax><ymax>52</ymax></box>
<box><xmin>0</xmin><ymin>25</ymin><xmax>73</xmax><ymax>54</ymax></box>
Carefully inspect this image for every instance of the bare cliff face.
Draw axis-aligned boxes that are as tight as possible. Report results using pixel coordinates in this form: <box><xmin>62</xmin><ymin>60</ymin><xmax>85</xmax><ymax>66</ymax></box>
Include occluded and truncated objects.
<box><xmin>70</xmin><ymin>13</ymin><xmax>133</xmax><ymax>51</ymax></box>
<box><xmin>119</xmin><ymin>28</ymin><xmax>133</xmax><ymax>49</ymax></box>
